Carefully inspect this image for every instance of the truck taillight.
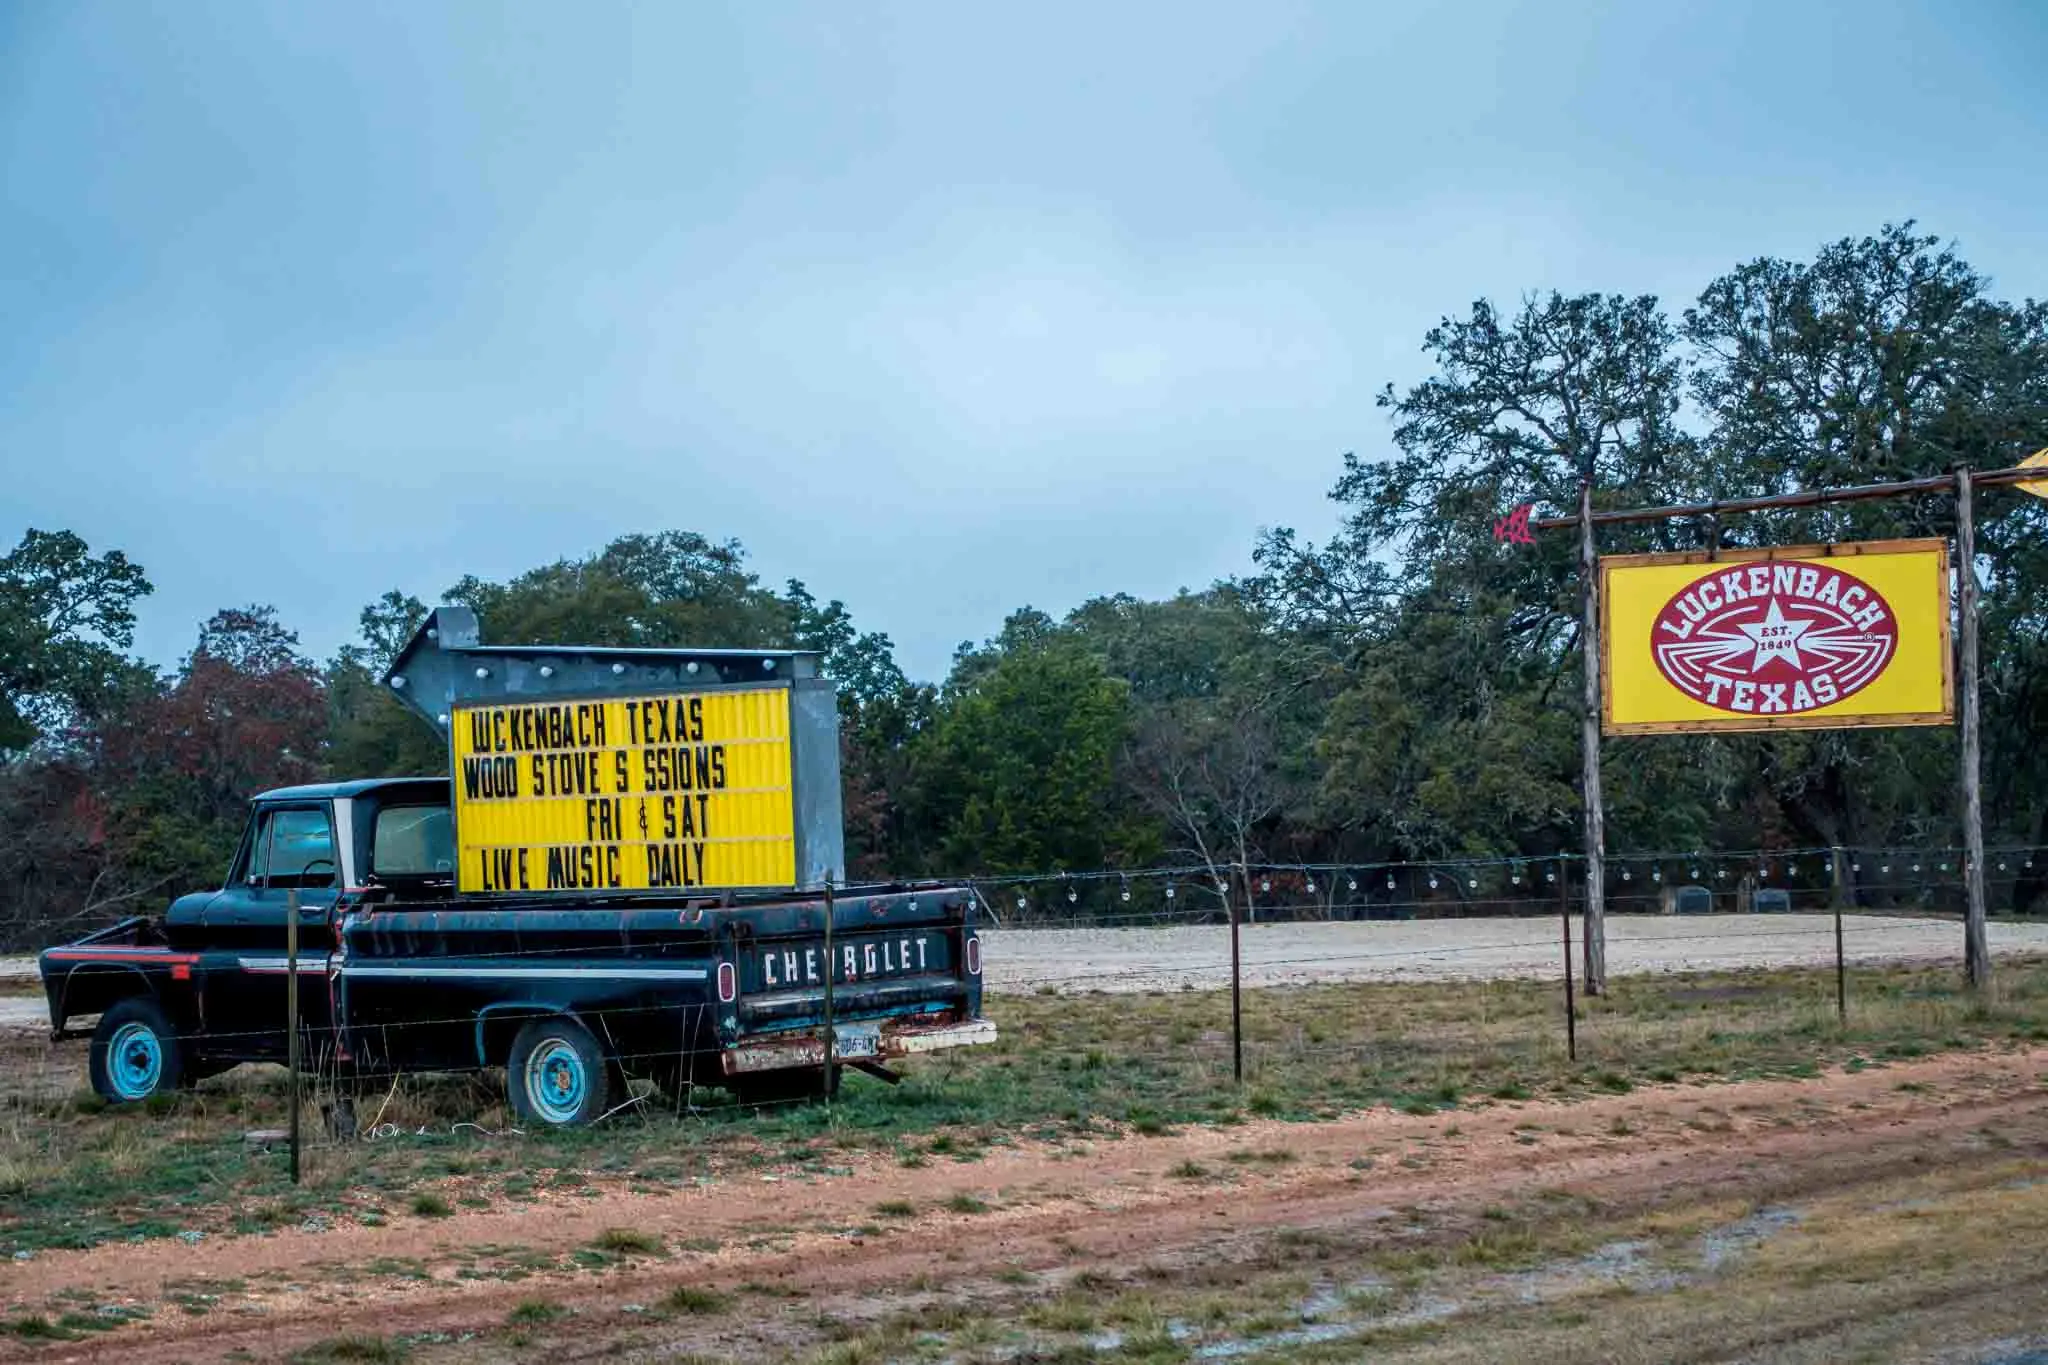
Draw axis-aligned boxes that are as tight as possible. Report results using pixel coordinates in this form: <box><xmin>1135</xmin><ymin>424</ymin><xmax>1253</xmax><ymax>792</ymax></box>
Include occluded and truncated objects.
<box><xmin>716</xmin><ymin>961</ymin><xmax>736</xmax><ymax>1003</ymax></box>
<box><xmin>965</xmin><ymin>935</ymin><xmax>982</xmax><ymax>976</ymax></box>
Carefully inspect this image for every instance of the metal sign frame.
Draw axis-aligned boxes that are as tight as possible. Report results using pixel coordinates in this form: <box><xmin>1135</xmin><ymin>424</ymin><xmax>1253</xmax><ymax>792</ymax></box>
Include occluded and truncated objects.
<box><xmin>384</xmin><ymin>606</ymin><xmax>847</xmax><ymax>894</ymax></box>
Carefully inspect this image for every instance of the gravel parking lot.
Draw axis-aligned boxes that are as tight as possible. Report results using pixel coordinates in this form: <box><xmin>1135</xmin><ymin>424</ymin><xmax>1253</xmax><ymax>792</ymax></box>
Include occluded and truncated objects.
<box><xmin>979</xmin><ymin>913</ymin><xmax>2048</xmax><ymax>995</ymax></box>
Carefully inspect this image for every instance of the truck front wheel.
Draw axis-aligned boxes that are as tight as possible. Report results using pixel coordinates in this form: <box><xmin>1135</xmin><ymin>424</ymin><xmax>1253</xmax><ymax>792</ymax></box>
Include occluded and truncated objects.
<box><xmin>89</xmin><ymin>999</ymin><xmax>185</xmax><ymax>1105</ymax></box>
<box><xmin>506</xmin><ymin>1018</ymin><xmax>615</xmax><ymax>1126</ymax></box>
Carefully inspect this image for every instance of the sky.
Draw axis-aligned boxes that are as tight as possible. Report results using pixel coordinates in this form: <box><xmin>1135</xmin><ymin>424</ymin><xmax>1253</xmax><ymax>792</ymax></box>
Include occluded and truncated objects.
<box><xmin>4</xmin><ymin>1</ymin><xmax>2046</xmax><ymax>682</ymax></box>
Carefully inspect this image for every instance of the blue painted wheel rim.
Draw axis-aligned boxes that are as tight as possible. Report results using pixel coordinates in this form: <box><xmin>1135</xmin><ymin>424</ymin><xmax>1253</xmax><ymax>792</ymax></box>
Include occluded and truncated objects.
<box><xmin>525</xmin><ymin>1039</ymin><xmax>586</xmax><ymax>1123</ymax></box>
<box><xmin>108</xmin><ymin>1021</ymin><xmax>163</xmax><ymax>1100</ymax></box>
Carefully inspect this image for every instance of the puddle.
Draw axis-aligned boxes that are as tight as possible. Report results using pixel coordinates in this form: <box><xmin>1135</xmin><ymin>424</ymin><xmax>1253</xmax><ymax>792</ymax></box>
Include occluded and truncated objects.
<box><xmin>1697</xmin><ymin>1205</ymin><xmax>1803</xmax><ymax>1272</ymax></box>
<box><xmin>1193</xmin><ymin>1295</ymin><xmax>1460</xmax><ymax>1361</ymax></box>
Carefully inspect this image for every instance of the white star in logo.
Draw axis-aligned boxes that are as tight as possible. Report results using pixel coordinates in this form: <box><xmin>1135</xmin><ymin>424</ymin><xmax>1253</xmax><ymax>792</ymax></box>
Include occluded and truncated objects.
<box><xmin>1736</xmin><ymin>598</ymin><xmax>1814</xmax><ymax>673</ymax></box>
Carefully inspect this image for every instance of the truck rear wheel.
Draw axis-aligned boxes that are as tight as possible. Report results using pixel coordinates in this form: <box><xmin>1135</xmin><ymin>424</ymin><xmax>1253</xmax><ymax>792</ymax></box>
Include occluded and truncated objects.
<box><xmin>89</xmin><ymin>999</ymin><xmax>185</xmax><ymax>1105</ymax></box>
<box><xmin>506</xmin><ymin>1017</ymin><xmax>615</xmax><ymax>1126</ymax></box>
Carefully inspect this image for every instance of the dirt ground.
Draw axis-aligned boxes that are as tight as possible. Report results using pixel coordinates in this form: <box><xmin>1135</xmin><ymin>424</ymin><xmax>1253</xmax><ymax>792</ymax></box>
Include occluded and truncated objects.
<box><xmin>3</xmin><ymin>1044</ymin><xmax>2044</xmax><ymax>1363</ymax></box>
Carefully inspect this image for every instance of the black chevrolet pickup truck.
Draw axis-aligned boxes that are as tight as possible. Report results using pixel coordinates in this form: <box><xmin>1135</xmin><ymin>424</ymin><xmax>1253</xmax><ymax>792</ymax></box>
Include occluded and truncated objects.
<box><xmin>40</xmin><ymin>778</ymin><xmax>991</xmax><ymax>1122</ymax></box>
<box><xmin>39</xmin><ymin>613</ymin><xmax>994</xmax><ymax>1124</ymax></box>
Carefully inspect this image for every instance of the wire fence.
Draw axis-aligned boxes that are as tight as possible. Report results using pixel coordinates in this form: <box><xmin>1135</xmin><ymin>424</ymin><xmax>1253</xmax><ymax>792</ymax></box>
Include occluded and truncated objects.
<box><xmin>963</xmin><ymin>845</ymin><xmax>2048</xmax><ymax>927</ymax></box>
<box><xmin>3</xmin><ymin>848</ymin><xmax>2044</xmax><ymax>1226</ymax></box>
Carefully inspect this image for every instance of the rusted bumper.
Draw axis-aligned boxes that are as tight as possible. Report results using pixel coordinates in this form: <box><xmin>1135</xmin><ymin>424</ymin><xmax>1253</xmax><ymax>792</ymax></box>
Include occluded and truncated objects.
<box><xmin>721</xmin><ymin>1017</ymin><xmax>998</xmax><ymax>1075</ymax></box>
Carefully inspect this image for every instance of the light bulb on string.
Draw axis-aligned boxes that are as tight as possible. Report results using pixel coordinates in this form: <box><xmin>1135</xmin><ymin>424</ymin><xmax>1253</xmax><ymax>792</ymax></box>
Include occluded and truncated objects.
<box><xmin>1386</xmin><ymin>874</ymin><xmax>1395</xmax><ymax>891</ymax></box>
<box><xmin>1164</xmin><ymin>886</ymin><xmax>1176</xmax><ymax>900</ymax></box>
<box><xmin>1305</xmin><ymin>878</ymin><xmax>1316</xmax><ymax>895</ymax></box>
<box><xmin>1067</xmin><ymin>888</ymin><xmax>1078</xmax><ymax>904</ymax></box>
<box><xmin>1347</xmin><ymin>877</ymin><xmax>1358</xmax><ymax>892</ymax></box>
<box><xmin>1428</xmin><ymin>875</ymin><xmax>1438</xmax><ymax>890</ymax></box>
<box><xmin>1546</xmin><ymin>869</ymin><xmax>1556</xmax><ymax>883</ymax></box>
<box><xmin>1652</xmin><ymin>868</ymin><xmax>1662</xmax><ymax>883</ymax></box>
<box><xmin>1468</xmin><ymin>877</ymin><xmax>1478</xmax><ymax>890</ymax></box>
<box><xmin>1259</xmin><ymin>878</ymin><xmax>1271</xmax><ymax>894</ymax></box>
<box><xmin>1016</xmin><ymin>896</ymin><xmax>1027</xmax><ymax>911</ymax></box>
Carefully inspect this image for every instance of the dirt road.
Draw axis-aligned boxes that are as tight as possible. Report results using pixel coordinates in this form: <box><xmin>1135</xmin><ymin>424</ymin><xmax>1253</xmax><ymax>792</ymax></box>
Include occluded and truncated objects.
<box><xmin>5</xmin><ymin>1045</ymin><xmax>2044</xmax><ymax>1363</ymax></box>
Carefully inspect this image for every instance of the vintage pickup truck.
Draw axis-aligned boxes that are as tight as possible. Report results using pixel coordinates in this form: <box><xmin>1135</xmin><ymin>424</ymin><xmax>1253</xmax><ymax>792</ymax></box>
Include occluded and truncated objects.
<box><xmin>38</xmin><ymin>613</ymin><xmax>994</xmax><ymax>1123</ymax></box>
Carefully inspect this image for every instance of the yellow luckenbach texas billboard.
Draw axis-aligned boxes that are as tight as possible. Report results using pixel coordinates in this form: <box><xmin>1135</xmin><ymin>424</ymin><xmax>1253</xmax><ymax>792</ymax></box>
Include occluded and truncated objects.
<box><xmin>450</xmin><ymin>686</ymin><xmax>797</xmax><ymax>894</ymax></box>
<box><xmin>1601</xmin><ymin>539</ymin><xmax>1953</xmax><ymax>735</ymax></box>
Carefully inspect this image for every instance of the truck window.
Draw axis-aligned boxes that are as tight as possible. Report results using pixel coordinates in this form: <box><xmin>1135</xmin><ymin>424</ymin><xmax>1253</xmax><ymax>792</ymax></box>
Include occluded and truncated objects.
<box><xmin>373</xmin><ymin>804</ymin><xmax>455</xmax><ymax>878</ymax></box>
<box><xmin>246</xmin><ymin>808</ymin><xmax>337</xmax><ymax>889</ymax></box>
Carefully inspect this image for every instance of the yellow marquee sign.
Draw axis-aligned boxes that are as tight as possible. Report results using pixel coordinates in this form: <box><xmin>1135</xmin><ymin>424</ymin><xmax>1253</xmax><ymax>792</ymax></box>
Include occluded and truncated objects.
<box><xmin>1601</xmin><ymin>539</ymin><xmax>1953</xmax><ymax>735</ymax></box>
<box><xmin>450</xmin><ymin>687</ymin><xmax>797</xmax><ymax>894</ymax></box>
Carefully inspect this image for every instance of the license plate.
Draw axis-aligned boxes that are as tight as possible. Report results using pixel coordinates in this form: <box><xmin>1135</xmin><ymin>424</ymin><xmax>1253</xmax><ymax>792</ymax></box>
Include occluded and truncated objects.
<box><xmin>832</xmin><ymin>1022</ymin><xmax>880</xmax><ymax>1060</ymax></box>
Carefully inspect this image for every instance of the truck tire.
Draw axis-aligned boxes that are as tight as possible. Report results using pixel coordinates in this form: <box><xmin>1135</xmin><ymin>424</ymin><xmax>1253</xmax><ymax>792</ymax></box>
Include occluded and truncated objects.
<box><xmin>89</xmin><ymin>998</ymin><xmax>185</xmax><ymax>1105</ymax></box>
<box><xmin>506</xmin><ymin>1017</ymin><xmax>615</xmax><ymax>1126</ymax></box>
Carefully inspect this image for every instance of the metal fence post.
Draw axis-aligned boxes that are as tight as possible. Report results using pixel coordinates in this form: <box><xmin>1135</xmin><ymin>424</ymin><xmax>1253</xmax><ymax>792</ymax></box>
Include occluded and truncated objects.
<box><xmin>1559</xmin><ymin>857</ymin><xmax>1577</xmax><ymax>1063</ymax></box>
<box><xmin>1830</xmin><ymin>846</ymin><xmax>1848</xmax><ymax>1025</ymax></box>
<box><xmin>821</xmin><ymin>877</ymin><xmax>837</xmax><ymax>1105</ymax></box>
<box><xmin>1229</xmin><ymin>863</ymin><xmax>1244</xmax><ymax>1086</ymax></box>
<box><xmin>286</xmin><ymin>887</ymin><xmax>301</xmax><ymax>1186</ymax></box>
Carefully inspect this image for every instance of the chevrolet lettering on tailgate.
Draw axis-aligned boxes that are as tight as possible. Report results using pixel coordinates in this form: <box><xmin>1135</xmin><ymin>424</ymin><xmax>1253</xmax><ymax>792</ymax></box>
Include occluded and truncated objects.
<box><xmin>758</xmin><ymin>930</ymin><xmax>950</xmax><ymax>990</ymax></box>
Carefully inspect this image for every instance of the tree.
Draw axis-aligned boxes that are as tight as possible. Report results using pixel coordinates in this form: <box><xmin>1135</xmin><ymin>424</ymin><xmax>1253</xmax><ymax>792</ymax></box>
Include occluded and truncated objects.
<box><xmin>326</xmin><ymin>591</ymin><xmax>444</xmax><ymax>779</ymax></box>
<box><xmin>1683</xmin><ymin>225</ymin><xmax>2048</xmax><ymax>883</ymax></box>
<box><xmin>913</xmin><ymin>640</ymin><xmax>1156</xmax><ymax>877</ymax></box>
<box><xmin>0</xmin><ymin>529</ymin><xmax>152</xmax><ymax>751</ymax></box>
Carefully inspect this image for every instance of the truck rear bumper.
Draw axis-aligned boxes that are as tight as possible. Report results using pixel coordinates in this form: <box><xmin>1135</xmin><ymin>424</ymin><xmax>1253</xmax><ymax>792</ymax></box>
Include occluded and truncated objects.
<box><xmin>721</xmin><ymin>1017</ymin><xmax>998</xmax><ymax>1075</ymax></box>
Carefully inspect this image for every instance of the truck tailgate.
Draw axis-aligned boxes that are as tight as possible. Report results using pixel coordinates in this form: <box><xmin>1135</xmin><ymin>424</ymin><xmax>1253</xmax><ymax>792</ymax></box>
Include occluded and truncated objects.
<box><xmin>718</xmin><ymin>887</ymin><xmax>992</xmax><ymax>1071</ymax></box>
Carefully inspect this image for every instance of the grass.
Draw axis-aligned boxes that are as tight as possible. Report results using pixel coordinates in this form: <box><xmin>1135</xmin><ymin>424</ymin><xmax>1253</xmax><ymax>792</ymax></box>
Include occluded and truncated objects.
<box><xmin>289</xmin><ymin>1336</ymin><xmax>407</xmax><ymax>1363</ymax></box>
<box><xmin>2</xmin><ymin>957</ymin><xmax>2044</xmax><ymax>1259</ymax></box>
<box><xmin>660</xmin><ymin>1285</ymin><xmax>730</xmax><ymax>1316</ymax></box>
<box><xmin>508</xmin><ymin>1299</ymin><xmax>565</xmax><ymax>1325</ymax></box>
<box><xmin>590</xmin><ymin>1226</ymin><xmax>663</xmax><ymax>1255</ymax></box>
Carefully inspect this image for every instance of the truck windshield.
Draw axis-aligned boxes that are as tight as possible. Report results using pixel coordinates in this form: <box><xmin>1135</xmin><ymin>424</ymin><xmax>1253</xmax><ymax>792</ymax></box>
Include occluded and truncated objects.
<box><xmin>372</xmin><ymin>805</ymin><xmax>455</xmax><ymax>878</ymax></box>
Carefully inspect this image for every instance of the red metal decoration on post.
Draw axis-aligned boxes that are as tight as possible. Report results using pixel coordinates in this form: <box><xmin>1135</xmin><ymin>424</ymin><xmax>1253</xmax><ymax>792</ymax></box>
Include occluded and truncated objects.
<box><xmin>1493</xmin><ymin>503</ymin><xmax>1537</xmax><ymax>546</ymax></box>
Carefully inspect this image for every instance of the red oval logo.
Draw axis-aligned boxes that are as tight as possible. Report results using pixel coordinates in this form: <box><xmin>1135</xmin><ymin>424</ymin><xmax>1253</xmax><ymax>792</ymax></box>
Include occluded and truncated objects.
<box><xmin>1652</xmin><ymin>561</ymin><xmax>1897</xmax><ymax>717</ymax></box>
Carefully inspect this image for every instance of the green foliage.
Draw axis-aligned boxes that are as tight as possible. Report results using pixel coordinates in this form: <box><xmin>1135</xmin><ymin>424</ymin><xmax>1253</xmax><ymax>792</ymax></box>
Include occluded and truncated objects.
<box><xmin>913</xmin><ymin>636</ymin><xmax>1157</xmax><ymax>873</ymax></box>
<box><xmin>3</xmin><ymin>224</ymin><xmax>2046</xmax><ymax>946</ymax></box>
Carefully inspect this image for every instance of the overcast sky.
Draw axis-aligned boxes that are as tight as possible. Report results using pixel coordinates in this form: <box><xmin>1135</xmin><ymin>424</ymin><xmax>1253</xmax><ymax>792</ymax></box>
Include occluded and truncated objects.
<box><xmin>5</xmin><ymin>2</ymin><xmax>2045</xmax><ymax>681</ymax></box>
